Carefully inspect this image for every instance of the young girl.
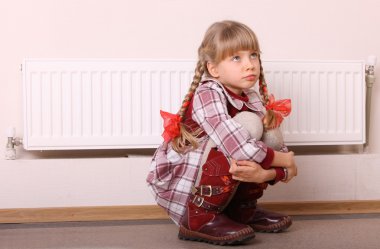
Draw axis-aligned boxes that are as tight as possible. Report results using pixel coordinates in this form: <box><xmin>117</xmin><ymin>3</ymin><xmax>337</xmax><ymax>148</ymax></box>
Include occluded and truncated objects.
<box><xmin>147</xmin><ymin>20</ymin><xmax>297</xmax><ymax>245</ymax></box>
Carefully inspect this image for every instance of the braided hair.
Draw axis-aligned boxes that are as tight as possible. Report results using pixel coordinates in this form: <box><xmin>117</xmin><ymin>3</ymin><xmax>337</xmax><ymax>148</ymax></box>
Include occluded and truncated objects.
<box><xmin>258</xmin><ymin>57</ymin><xmax>278</xmax><ymax>130</ymax></box>
<box><xmin>171</xmin><ymin>60</ymin><xmax>205</xmax><ymax>152</ymax></box>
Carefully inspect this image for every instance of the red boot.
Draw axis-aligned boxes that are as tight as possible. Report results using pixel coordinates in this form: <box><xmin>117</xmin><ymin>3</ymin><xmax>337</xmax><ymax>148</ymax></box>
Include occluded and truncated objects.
<box><xmin>178</xmin><ymin>149</ymin><xmax>255</xmax><ymax>245</ymax></box>
<box><xmin>226</xmin><ymin>182</ymin><xmax>292</xmax><ymax>233</ymax></box>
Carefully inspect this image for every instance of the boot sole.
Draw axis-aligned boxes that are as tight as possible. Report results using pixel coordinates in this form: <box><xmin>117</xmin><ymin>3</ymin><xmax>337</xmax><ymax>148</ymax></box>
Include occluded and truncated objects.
<box><xmin>178</xmin><ymin>226</ymin><xmax>255</xmax><ymax>245</ymax></box>
<box><xmin>252</xmin><ymin>217</ymin><xmax>292</xmax><ymax>233</ymax></box>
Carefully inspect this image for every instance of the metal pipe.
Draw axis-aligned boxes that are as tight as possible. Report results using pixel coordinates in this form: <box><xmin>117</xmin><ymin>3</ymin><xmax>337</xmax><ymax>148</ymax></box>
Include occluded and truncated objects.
<box><xmin>364</xmin><ymin>55</ymin><xmax>377</xmax><ymax>148</ymax></box>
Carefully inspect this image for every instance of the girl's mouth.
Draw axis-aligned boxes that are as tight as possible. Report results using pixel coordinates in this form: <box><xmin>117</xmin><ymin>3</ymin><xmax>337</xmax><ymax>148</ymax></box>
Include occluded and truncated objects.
<box><xmin>244</xmin><ymin>75</ymin><xmax>256</xmax><ymax>81</ymax></box>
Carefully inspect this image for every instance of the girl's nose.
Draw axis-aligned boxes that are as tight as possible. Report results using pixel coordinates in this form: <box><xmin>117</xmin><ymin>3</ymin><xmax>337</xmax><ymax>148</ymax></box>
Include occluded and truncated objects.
<box><xmin>245</xmin><ymin>59</ymin><xmax>255</xmax><ymax>70</ymax></box>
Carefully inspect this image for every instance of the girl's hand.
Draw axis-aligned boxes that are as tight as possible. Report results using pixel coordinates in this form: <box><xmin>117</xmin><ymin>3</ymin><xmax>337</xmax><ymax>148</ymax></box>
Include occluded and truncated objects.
<box><xmin>271</xmin><ymin>151</ymin><xmax>298</xmax><ymax>182</ymax></box>
<box><xmin>273</xmin><ymin>151</ymin><xmax>297</xmax><ymax>172</ymax></box>
<box><xmin>281</xmin><ymin>151</ymin><xmax>298</xmax><ymax>182</ymax></box>
<box><xmin>283</xmin><ymin>151</ymin><xmax>298</xmax><ymax>183</ymax></box>
<box><xmin>282</xmin><ymin>165</ymin><xmax>297</xmax><ymax>183</ymax></box>
<box><xmin>229</xmin><ymin>159</ymin><xmax>275</xmax><ymax>183</ymax></box>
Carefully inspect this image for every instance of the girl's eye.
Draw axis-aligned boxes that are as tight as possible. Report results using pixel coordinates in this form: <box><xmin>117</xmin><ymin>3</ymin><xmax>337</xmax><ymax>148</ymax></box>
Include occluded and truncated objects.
<box><xmin>251</xmin><ymin>53</ymin><xmax>258</xmax><ymax>59</ymax></box>
<box><xmin>232</xmin><ymin>56</ymin><xmax>240</xmax><ymax>61</ymax></box>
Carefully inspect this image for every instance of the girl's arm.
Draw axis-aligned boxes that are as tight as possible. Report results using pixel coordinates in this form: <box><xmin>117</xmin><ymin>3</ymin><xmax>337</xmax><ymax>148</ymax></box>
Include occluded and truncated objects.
<box><xmin>229</xmin><ymin>159</ymin><xmax>276</xmax><ymax>183</ymax></box>
<box><xmin>272</xmin><ymin>151</ymin><xmax>295</xmax><ymax>168</ymax></box>
<box><xmin>230</xmin><ymin>158</ymin><xmax>297</xmax><ymax>183</ymax></box>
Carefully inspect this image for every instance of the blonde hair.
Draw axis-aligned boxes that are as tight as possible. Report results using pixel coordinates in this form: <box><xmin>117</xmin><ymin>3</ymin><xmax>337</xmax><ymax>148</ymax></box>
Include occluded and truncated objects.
<box><xmin>172</xmin><ymin>20</ymin><xmax>276</xmax><ymax>153</ymax></box>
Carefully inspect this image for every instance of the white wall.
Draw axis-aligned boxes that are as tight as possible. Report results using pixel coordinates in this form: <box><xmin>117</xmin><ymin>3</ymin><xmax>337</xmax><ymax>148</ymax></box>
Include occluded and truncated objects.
<box><xmin>1</xmin><ymin>154</ymin><xmax>380</xmax><ymax>209</ymax></box>
<box><xmin>1</xmin><ymin>0</ymin><xmax>380</xmax><ymax>208</ymax></box>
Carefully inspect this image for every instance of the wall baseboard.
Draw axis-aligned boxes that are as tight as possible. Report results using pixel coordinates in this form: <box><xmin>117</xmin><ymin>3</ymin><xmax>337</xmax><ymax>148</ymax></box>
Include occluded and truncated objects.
<box><xmin>1</xmin><ymin>200</ymin><xmax>380</xmax><ymax>224</ymax></box>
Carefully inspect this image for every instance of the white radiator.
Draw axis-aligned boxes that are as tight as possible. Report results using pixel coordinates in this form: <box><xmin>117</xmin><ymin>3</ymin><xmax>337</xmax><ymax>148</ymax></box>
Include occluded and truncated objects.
<box><xmin>22</xmin><ymin>59</ymin><xmax>365</xmax><ymax>150</ymax></box>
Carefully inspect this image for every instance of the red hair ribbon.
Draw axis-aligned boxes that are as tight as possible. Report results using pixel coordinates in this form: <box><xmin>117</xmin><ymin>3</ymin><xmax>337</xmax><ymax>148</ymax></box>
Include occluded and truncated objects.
<box><xmin>265</xmin><ymin>94</ymin><xmax>291</xmax><ymax>127</ymax></box>
<box><xmin>160</xmin><ymin>110</ymin><xmax>181</xmax><ymax>142</ymax></box>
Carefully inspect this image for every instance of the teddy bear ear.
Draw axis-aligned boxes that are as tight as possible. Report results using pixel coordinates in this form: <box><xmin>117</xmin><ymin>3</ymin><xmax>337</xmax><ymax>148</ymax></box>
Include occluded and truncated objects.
<box><xmin>233</xmin><ymin>112</ymin><xmax>263</xmax><ymax>140</ymax></box>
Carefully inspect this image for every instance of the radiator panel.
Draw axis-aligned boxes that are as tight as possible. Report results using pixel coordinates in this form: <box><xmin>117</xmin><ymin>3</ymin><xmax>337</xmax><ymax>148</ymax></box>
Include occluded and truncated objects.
<box><xmin>263</xmin><ymin>61</ymin><xmax>365</xmax><ymax>145</ymax></box>
<box><xmin>22</xmin><ymin>59</ymin><xmax>365</xmax><ymax>150</ymax></box>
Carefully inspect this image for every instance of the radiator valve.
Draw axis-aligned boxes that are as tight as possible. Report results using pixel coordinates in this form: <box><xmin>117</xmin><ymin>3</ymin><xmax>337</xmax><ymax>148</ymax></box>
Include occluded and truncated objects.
<box><xmin>5</xmin><ymin>127</ymin><xmax>22</xmax><ymax>160</ymax></box>
<box><xmin>366</xmin><ymin>55</ymin><xmax>377</xmax><ymax>79</ymax></box>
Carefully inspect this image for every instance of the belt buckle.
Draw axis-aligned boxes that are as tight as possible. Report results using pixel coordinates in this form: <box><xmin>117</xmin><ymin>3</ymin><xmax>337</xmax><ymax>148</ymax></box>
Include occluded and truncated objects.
<box><xmin>200</xmin><ymin>185</ymin><xmax>212</xmax><ymax>197</ymax></box>
<box><xmin>192</xmin><ymin>196</ymin><xmax>204</xmax><ymax>207</ymax></box>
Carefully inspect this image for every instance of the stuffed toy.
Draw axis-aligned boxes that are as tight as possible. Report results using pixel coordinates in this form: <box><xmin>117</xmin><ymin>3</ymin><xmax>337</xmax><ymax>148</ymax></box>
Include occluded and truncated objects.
<box><xmin>234</xmin><ymin>111</ymin><xmax>286</xmax><ymax>151</ymax></box>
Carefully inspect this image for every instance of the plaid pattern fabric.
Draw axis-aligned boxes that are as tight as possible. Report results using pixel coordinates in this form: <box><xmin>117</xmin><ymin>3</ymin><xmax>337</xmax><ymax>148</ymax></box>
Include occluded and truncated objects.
<box><xmin>146</xmin><ymin>79</ymin><xmax>270</xmax><ymax>225</ymax></box>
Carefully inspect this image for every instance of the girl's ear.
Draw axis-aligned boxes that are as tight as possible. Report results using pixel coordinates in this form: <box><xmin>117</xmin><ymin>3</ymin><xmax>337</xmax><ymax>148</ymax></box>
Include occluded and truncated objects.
<box><xmin>207</xmin><ymin>61</ymin><xmax>219</xmax><ymax>78</ymax></box>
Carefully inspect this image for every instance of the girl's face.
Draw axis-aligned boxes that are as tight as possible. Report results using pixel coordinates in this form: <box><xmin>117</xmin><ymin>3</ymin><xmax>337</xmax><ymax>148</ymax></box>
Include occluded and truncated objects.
<box><xmin>207</xmin><ymin>50</ymin><xmax>260</xmax><ymax>95</ymax></box>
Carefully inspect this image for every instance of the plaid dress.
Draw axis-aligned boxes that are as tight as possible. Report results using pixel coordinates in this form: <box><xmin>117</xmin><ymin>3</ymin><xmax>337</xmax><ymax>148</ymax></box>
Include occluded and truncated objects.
<box><xmin>146</xmin><ymin>78</ymin><xmax>272</xmax><ymax>225</ymax></box>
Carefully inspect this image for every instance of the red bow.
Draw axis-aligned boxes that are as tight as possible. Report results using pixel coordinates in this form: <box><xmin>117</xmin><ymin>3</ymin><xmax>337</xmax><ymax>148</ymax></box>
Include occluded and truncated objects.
<box><xmin>265</xmin><ymin>94</ymin><xmax>291</xmax><ymax>127</ymax></box>
<box><xmin>160</xmin><ymin>110</ymin><xmax>181</xmax><ymax>142</ymax></box>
